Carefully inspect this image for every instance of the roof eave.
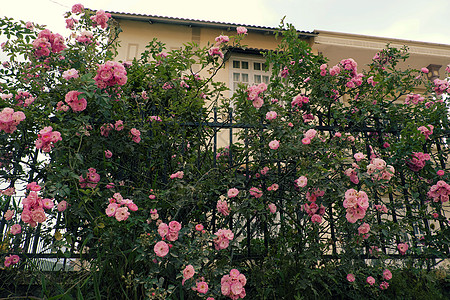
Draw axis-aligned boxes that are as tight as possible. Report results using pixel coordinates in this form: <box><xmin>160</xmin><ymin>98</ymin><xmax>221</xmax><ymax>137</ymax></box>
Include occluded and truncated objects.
<box><xmin>109</xmin><ymin>12</ymin><xmax>317</xmax><ymax>39</ymax></box>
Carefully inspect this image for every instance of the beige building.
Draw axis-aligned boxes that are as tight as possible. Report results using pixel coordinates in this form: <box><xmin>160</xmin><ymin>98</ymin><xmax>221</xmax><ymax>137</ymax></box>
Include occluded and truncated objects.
<box><xmin>110</xmin><ymin>12</ymin><xmax>450</xmax><ymax>91</ymax></box>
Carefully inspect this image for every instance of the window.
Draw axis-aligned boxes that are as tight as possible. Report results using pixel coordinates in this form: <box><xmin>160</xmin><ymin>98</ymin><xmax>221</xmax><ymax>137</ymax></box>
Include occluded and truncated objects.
<box><xmin>230</xmin><ymin>56</ymin><xmax>270</xmax><ymax>94</ymax></box>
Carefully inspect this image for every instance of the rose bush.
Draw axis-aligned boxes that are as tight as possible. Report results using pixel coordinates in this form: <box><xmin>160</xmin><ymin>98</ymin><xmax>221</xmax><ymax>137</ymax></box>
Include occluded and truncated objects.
<box><xmin>0</xmin><ymin>4</ymin><xmax>449</xmax><ymax>299</ymax></box>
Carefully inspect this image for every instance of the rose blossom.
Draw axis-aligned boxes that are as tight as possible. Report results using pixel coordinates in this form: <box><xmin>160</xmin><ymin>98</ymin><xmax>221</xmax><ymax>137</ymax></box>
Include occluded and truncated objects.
<box><xmin>57</xmin><ymin>200</ymin><xmax>67</xmax><ymax>212</ymax></box>
<box><xmin>227</xmin><ymin>188</ymin><xmax>239</xmax><ymax>198</ymax></box>
<box><xmin>358</xmin><ymin>222</ymin><xmax>370</xmax><ymax>234</ymax></box>
<box><xmin>154</xmin><ymin>241</ymin><xmax>169</xmax><ymax>257</ymax></box>
<box><xmin>196</xmin><ymin>281</ymin><xmax>208</xmax><ymax>294</ymax></box>
<box><xmin>397</xmin><ymin>243</ymin><xmax>409</xmax><ymax>255</ymax></box>
<box><xmin>10</xmin><ymin>224</ymin><xmax>21</xmax><ymax>235</ymax></box>
<box><xmin>4</xmin><ymin>209</ymin><xmax>14</xmax><ymax>220</ymax></box>
<box><xmin>347</xmin><ymin>273</ymin><xmax>355</xmax><ymax>282</ymax></box>
<box><xmin>269</xmin><ymin>140</ymin><xmax>280</xmax><ymax>150</ymax></box>
<box><xmin>295</xmin><ymin>176</ymin><xmax>307</xmax><ymax>188</ymax></box>
<box><xmin>182</xmin><ymin>265</ymin><xmax>195</xmax><ymax>280</ymax></box>
<box><xmin>383</xmin><ymin>269</ymin><xmax>392</xmax><ymax>280</ymax></box>
<box><xmin>236</xmin><ymin>26</ymin><xmax>247</xmax><ymax>35</ymax></box>
<box><xmin>268</xmin><ymin>203</ymin><xmax>277</xmax><ymax>214</ymax></box>
<box><xmin>367</xmin><ymin>276</ymin><xmax>375</xmax><ymax>285</ymax></box>
<box><xmin>105</xmin><ymin>150</ymin><xmax>112</xmax><ymax>158</ymax></box>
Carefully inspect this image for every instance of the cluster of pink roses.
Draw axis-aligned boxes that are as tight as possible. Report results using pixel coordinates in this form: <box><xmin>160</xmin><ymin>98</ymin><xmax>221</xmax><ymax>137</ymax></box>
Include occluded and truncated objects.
<box><xmin>15</xmin><ymin>91</ymin><xmax>35</xmax><ymax>107</ymax></box>
<box><xmin>433</xmin><ymin>78</ymin><xmax>449</xmax><ymax>95</ymax></box>
<box><xmin>35</xmin><ymin>126</ymin><xmax>62</xmax><ymax>152</ymax></box>
<box><xmin>90</xmin><ymin>9</ymin><xmax>111</xmax><ymax>29</ymax></box>
<box><xmin>64</xmin><ymin>90</ymin><xmax>87</xmax><ymax>112</ymax></box>
<box><xmin>217</xmin><ymin>199</ymin><xmax>230</xmax><ymax>216</ymax></box>
<box><xmin>302</xmin><ymin>189</ymin><xmax>326</xmax><ymax>223</ymax></box>
<box><xmin>246</xmin><ymin>83</ymin><xmax>267</xmax><ymax>109</ymax></box>
<box><xmin>357</xmin><ymin>222</ymin><xmax>370</xmax><ymax>239</ymax></box>
<box><xmin>94</xmin><ymin>61</ymin><xmax>127</xmax><ymax>89</ymax></box>
<box><xmin>79</xmin><ymin>167</ymin><xmax>101</xmax><ymax>188</ymax></box>
<box><xmin>406</xmin><ymin>152</ymin><xmax>430</xmax><ymax>172</ymax></box>
<box><xmin>0</xmin><ymin>107</ymin><xmax>26</xmax><ymax>133</ymax></box>
<box><xmin>344</xmin><ymin>163</ymin><xmax>360</xmax><ymax>184</ymax></box>
<box><xmin>343</xmin><ymin>189</ymin><xmax>369</xmax><ymax>223</ymax></box>
<box><xmin>158</xmin><ymin>220</ymin><xmax>182</xmax><ymax>241</ymax></box>
<box><xmin>213</xmin><ymin>228</ymin><xmax>234</xmax><ymax>250</ymax></box>
<box><xmin>130</xmin><ymin>128</ymin><xmax>141</xmax><ymax>143</ymax></box>
<box><xmin>215</xmin><ymin>35</ymin><xmax>229</xmax><ymax>45</ymax></box>
<box><xmin>404</xmin><ymin>93</ymin><xmax>425</xmax><ymax>105</ymax></box>
<box><xmin>75</xmin><ymin>31</ymin><xmax>94</xmax><ymax>44</ymax></box>
<box><xmin>367</xmin><ymin>158</ymin><xmax>395</xmax><ymax>181</ymax></box>
<box><xmin>302</xmin><ymin>128</ymin><xmax>317</xmax><ymax>145</ymax></box>
<box><xmin>221</xmin><ymin>269</ymin><xmax>247</xmax><ymax>299</ymax></box>
<box><xmin>21</xmin><ymin>182</ymin><xmax>54</xmax><ymax>227</ymax></box>
<box><xmin>100</xmin><ymin>120</ymin><xmax>124</xmax><ymax>137</ymax></box>
<box><xmin>208</xmin><ymin>47</ymin><xmax>224</xmax><ymax>58</ymax></box>
<box><xmin>105</xmin><ymin>193</ymin><xmax>137</xmax><ymax>221</ymax></box>
<box><xmin>347</xmin><ymin>269</ymin><xmax>391</xmax><ymax>290</ymax></box>
<box><xmin>291</xmin><ymin>94</ymin><xmax>309</xmax><ymax>108</ymax></box>
<box><xmin>32</xmin><ymin>29</ymin><xmax>66</xmax><ymax>58</ymax></box>
<box><xmin>4</xmin><ymin>255</ymin><xmax>20</xmax><ymax>267</ymax></box>
<box><xmin>417</xmin><ymin>125</ymin><xmax>433</xmax><ymax>140</ymax></box>
<box><xmin>427</xmin><ymin>180</ymin><xmax>450</xmax><ymax>203</ymax></box>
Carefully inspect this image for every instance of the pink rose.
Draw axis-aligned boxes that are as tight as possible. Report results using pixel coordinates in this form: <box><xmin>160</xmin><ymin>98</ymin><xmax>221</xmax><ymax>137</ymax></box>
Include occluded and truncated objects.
<box><xmin>358</xmin><ymin>222</ymin><xmax>370</xmax><ymax>235</ymax></box>
<box><xmin>301</xmin><ymin>137</ymin><xmax>311</xmax><ymax>145</ymax></box>
<box><xmin>347</xmin><ymin>273</ymin><xmax>355</xmax><ymax>282</ymax></box>
<box><xmin>383</xmin><ymin>269</ymin><xmax>392</xmax><ymax>280</ymax></box>
<box><xmin>295</xmin><ymin>176</ymin><xmax>307</xmax><ymax>188</ymax></box>
<box><xmin>10</xmin><ymin>224</ymin><xmax>21</xmax><ymax>235</ymax></box>
<box><xmin>115</xmin><ymin>207</ymin><xmax>130</xmax><ymax>221</ymax></box>
<box><xmin>367</xmin><ymin>276</ymin><xmax>375</xmax><ymax>286</ymax></box>
<box><xmin>266</xmin><ymin>111</ymin><xmax>277</xmax><ymax>120</ymax></box>
<box><xmin>227</xmin><ymin>188</ymin><xmax>239</xmax><ymax>198</ymax></box>
<box><xmin>57</xmin><ymin>200</ymin><xmax>67</xmax><ymax>212</ymax></box>
<box><xmin>269</xmin><ymin>140</ymin><xmax>280</xmax><ymax>150</ymax></box>
<box><xmin>42</xmin><ymin>198</ymin><xmax>54</xmax><ymax>209</ymax></box>
<box><xmin>4</xmin><ymin>209</ymin><xmax>14</xmax><ymax>220</ymax></box>
<box><xmin>397</xmin><ymin>242</ymin><xmax>409</xmax><ymax>255</ymax></box>
<box><xmin>105</xmin><ymin>150</ymin><xmax>112</xmax><ymax>158</ymax></box>
<box><xmin>236</xmin><ymin>26</ymin><xmax>247</xmax><ymax>35</ymax></box>
<box><xmin>182</xmin><ymin>264</ymin><xmax>195</xmax><ymax>280</ymax></box>
<box><xmin>195</xmin><ymin>224</ymin><xmax>204</xmax><ymax>231</ymax></box>
<box><xmin>72</xmin><ymin>3</ymin><xmax>84</xmax><ymax>14</ymax></box>
<box><xmin>158</xmin><ymin>223</ymin><xmax>169</xmax><ymax>238</ymax></box>
<box><xmin>154</xmin><ymin>241</ymin><xmax>169</xmax><ymax>257</ymax></box>
<box><xmin>196</xmin><ymin>281</ymin><xmax>208</xmax><ymax>294</ymax></box>
<box><xmin>268</xmin><ymin>203</ymin><xmax>277</xmax><ymax>214</ymax></box>
<box><xmin>311</xmin><ymin>214</ymin><xmax>322</xmax><ymax>223</ymax></box>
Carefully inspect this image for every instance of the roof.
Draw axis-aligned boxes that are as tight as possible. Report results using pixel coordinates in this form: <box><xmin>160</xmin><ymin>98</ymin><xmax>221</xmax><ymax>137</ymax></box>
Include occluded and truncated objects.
<box><xmin>108</xmin><ymin>11</ymin><xmax>317</xmax><ymax>39</ymax></box>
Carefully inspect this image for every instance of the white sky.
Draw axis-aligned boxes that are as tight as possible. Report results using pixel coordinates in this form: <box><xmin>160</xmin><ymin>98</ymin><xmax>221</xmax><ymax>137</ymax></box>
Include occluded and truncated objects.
<box><xmin>1</xmin><ymin>0</ymin><xmax>450</xmax><ymax>45</ymax></box>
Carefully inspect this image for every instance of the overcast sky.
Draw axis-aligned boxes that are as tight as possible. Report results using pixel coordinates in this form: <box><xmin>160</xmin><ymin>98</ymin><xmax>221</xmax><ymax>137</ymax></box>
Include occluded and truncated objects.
<box><xmin>1</xmin><ymin>0</ymin><xmax>450</xmax><ymax>45</ymax></box>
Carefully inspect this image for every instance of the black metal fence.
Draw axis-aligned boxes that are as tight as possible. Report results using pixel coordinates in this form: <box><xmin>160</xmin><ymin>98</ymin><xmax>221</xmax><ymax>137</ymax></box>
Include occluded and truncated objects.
<box><xmin>1</xmin><ymin>107</ymin><xmax>450</xmax><ymax>271</ymax></box>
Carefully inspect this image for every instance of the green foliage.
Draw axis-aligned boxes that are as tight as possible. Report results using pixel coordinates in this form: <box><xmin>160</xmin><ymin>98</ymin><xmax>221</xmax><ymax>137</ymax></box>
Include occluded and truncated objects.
<box><xmin>0</xmin><ymin>7</ymin><xmax>449</xmax><ymax>300</ymax></box>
